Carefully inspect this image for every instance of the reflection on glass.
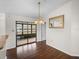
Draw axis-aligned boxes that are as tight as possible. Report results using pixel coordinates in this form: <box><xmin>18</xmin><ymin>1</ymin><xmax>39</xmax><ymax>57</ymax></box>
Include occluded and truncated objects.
<box><xmin>28</xmin><ymin>30</ymin><xmax>31</xmax><ymax>31</ymax></box>
<box><xmin>28</xmin><ymin>38</ymin><xmax>36</xmax><ymax>43</ymax></box>
<box><xmin>23</xmin><ymin>25</ymin><xmax>27</xmax><ymax>30</ymax></box>
<box><xmin>32</xmin><ymin>30</ymin><xmax>36</xmax><ymax>32</ymax></box>
<box><xmin>32</xmin><ymin>31</ymin><xmax>36</xmax><ymax>34</ymax></box>
<box><xmin>28</xmin><ymin>31</ymin><xmax>31</xmax><ymax>34</ymax></box>
<box><xmin>32</xmin><ymin>25</ymin><xmax>36</xmax><ymax>29</ymax></box>
<box><xmin>17</xmin><ymin>24</ymin><xmax>22</xmax><ymax>30</ymax></box>
<box><xmin>28</xmin><ymin>25</ymin><xmax>31</xmax><ymax>29</ymax></box>
<box><xmin>23</xmin><ymin>25</ymin><xmax>27</xmax><ymax>34</ymax></box>
<box><xmin>23</xmin><ymin>31</ymin><xmax>27</xmax><ymax>34</ymax></box>
<box><xmin>17</xmin><ymin>24</ymin><xmax>22</xmax><ymax>35</ymax></box>
<box><xmin>17</xmin><ymin>32</ymin><xmax>22</xmax><ymax>35</ymax></box>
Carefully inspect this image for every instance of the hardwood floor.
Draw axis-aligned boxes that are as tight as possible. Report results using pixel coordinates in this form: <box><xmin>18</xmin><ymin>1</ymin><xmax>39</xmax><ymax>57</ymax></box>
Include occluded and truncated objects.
<box><xmin>73</xmin><ymin>56</ymin><xmax>79</xmax><ymax>59</ymax></box>
<box><xmin>7</xmin><ymin>41</ymin><xmax>78</xmax><ymax>59</ymax></box>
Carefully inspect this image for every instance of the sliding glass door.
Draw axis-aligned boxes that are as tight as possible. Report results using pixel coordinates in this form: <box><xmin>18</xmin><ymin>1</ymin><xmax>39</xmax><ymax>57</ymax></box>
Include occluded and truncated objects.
<box><xmin>16</xmin><ymin>21</ymin><xmax>37</xmax><ymax>46</ymax></box>
<box><xmin>28</xmin><ymin>24</ymin><xmax>37</xmax><ymax>43</ymax></box>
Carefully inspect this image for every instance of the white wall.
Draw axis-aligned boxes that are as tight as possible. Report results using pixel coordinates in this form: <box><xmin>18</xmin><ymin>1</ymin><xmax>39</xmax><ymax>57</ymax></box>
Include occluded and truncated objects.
<box><xmin>0</xmin><ymin>13</ymin><xmax>6</xmax><ymax>36</ymax></box>
<box><xmin>46</xmin><ymin>0</ymin><xmax>79</xmax><ymax>56</ymax></box>
<box><xmin>71</xmin><ymin>0</ymin><xmax>79</xmax><ymax>56</ymax></box>
<box><xmin>0</xmin><ymin>13</ymin><xmax>6</xmax><ymax>59</ymax></box>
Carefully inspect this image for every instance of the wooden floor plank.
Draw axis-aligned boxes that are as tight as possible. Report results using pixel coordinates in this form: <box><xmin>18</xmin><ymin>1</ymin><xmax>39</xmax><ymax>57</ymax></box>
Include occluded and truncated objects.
<box><xmin>7</xmin><ymin>41</ymin><xmax>78</xmax><ymax>59</ymax></box>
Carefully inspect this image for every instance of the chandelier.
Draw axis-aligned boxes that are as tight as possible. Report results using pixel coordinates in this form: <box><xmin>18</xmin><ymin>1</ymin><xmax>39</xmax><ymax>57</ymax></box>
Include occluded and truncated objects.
<box><xmin>34</xmin><ymin>2</ymin><xmax>45</xmax><ymax>24</ymax></box>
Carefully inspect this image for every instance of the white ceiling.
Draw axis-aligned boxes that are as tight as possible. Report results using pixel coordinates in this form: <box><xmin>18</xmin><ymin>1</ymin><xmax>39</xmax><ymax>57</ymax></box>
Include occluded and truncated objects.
<box><xmin>0</xmin><ymin>0</ymin><xmax>71</xmax><ymax>17</ymax></box>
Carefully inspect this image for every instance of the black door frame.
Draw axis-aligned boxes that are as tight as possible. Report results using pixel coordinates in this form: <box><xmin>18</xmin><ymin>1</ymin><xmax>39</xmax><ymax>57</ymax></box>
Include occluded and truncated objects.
<box><xmin>16</xmin><ymin>21</ymin><xmax>37</xmax><ymax>47</ymax></box>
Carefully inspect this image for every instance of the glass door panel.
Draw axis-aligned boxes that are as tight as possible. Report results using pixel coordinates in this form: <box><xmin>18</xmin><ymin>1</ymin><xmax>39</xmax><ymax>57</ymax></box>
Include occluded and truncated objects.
<box><xmin>32</xmin><ymin>25</ymin><xmax>36</xmax><ymax>34</ymax></box>
<box><xmin>28</xmin><ymin>38</ymin><xmax>36</xmax><ymax>43</ymax></box>
<box><xmin>32</xmin><ymin>31</ymin><xmax>36</xmax><ymax>34</ymax></box>
<box><xmin>28</xmin><ymin>31</ymin><xmax>31</xmax><ymax>34</ymax></box>
<box><xmin>28</xmin><ymin>24</ymin><xmax>31</xmax><ymax>34</ymax></box>
<box><xmin>28</xmin><ymin>25</ymin><xmax>31</xmax><ymax>29</ymax></box>
<box><xmin>16</xmin><ymin>24</ymin><xmax>22</xmax><ymax>35</ymax></box>
<box><xmin>28</xmin><ymin>24</ymin><xmax>36</xmax><ymax>43</ymax></box>
<box><xmin>32</xmin><ymin>25</ymin><xmax>36</xmax><ymax>30</ymax></box>
<box><xmin>23</xmin><ymin>25</ymin><xmax>27</xmax><ymax>34</ymax></box>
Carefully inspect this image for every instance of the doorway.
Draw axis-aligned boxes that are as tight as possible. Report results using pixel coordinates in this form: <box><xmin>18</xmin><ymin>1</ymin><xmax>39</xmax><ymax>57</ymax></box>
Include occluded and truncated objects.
<box><xmin>16</xmin><ymin>21</ymin><xmax>37</xmax><ymax>47</ymax></box>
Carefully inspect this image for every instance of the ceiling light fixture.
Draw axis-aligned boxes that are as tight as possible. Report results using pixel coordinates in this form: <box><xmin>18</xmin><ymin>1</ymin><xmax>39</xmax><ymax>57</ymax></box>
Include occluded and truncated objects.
<box><xmin>34</xmin><ymin>2</ymin><xmax>45</xmax><ymax>24</ymax></box>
